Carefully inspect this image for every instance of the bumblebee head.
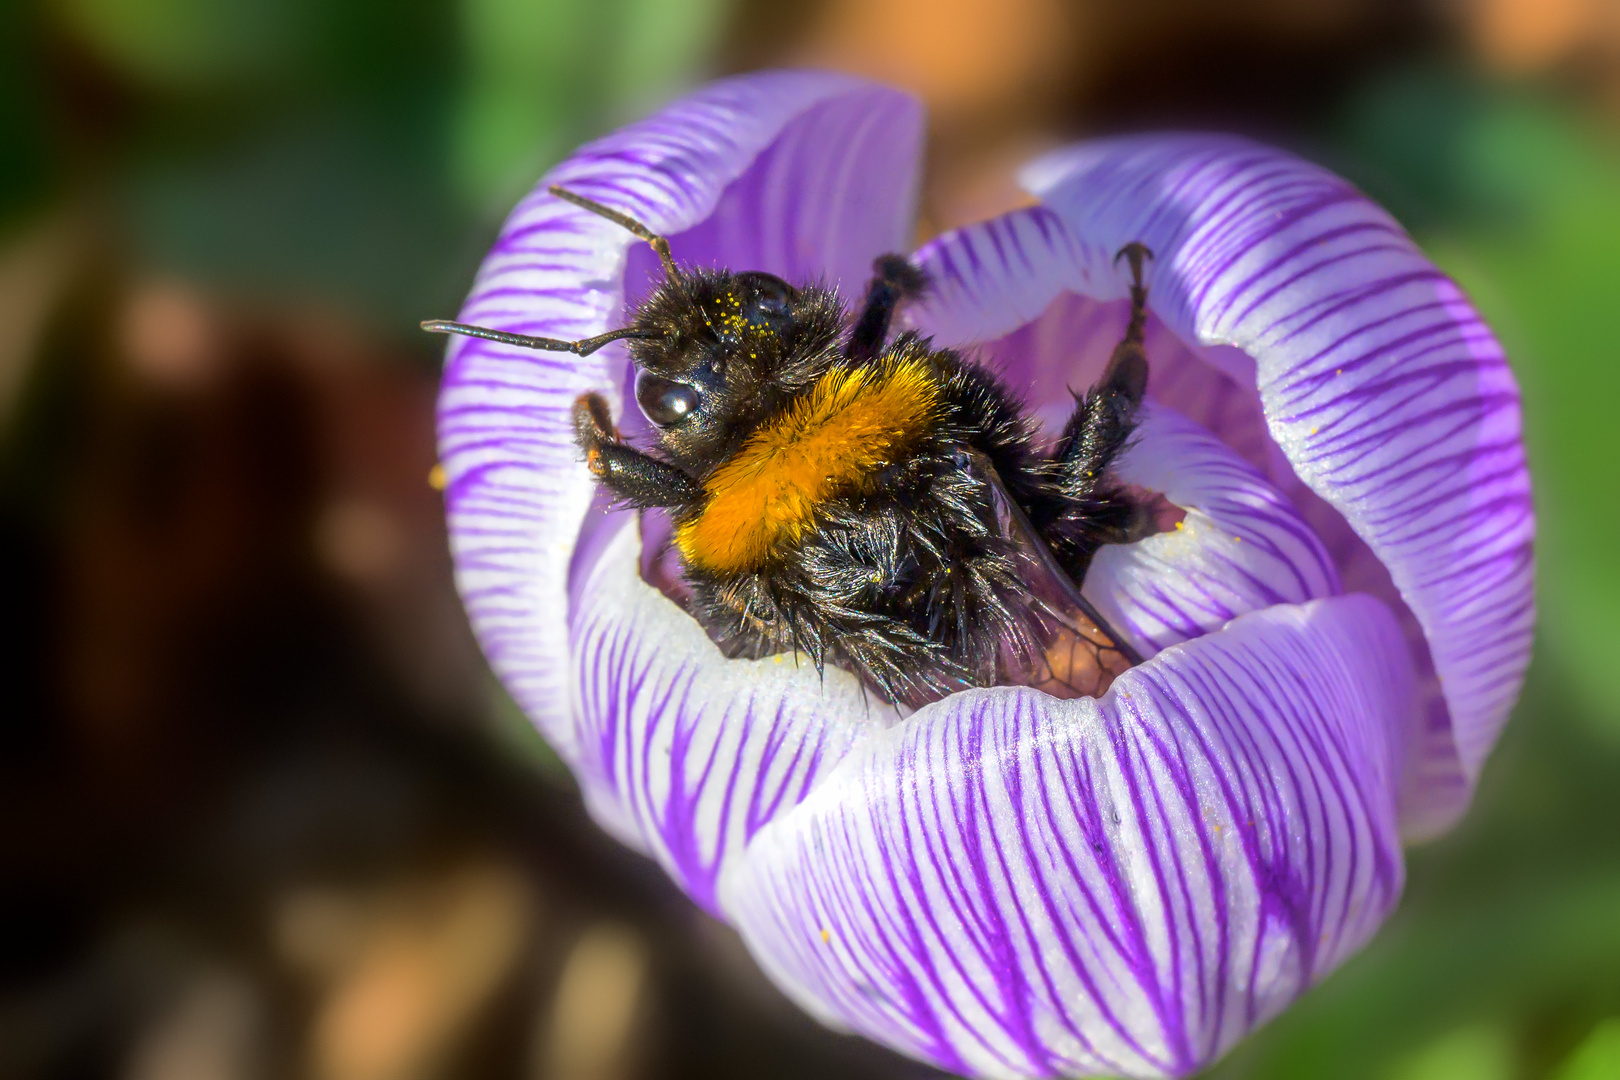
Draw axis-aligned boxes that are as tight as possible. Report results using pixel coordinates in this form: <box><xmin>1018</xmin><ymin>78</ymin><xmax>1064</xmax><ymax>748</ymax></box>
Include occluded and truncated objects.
<box><xmin>421</xmin><ymin>188</ymin><xmax>845</xmax><ymax>476</ymax></box>
<box><xmin>626</xmin><ymin>268</ymin><xmax>843</xmax><ymax>470</ymax></box>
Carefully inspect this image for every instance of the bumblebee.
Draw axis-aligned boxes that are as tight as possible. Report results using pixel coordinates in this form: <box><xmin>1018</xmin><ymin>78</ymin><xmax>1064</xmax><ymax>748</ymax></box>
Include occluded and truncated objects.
<box><xmin>426</xmin><ymin>186</ymin><xmax>1154</xmax><ymax>707</ymax></box>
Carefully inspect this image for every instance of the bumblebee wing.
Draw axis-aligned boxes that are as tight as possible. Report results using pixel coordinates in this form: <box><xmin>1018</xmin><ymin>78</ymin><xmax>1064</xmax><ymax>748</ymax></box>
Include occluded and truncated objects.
<box><xmin>964</xmin><ymin>450</ymin><xmax>1140</xmax><ymax>700</ymax></box>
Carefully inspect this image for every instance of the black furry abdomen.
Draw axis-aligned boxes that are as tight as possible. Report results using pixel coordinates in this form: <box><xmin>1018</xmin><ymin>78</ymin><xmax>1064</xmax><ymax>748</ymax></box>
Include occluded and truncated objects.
<box><xmin>685</xmin><ymin>448</ymin><xmax>1031</xmax><ymax>705</ymax></box>
<box><xmin>678</xmin><ymin>341</ymin><xmax>1143</xmax><ymax>707</ymax></box>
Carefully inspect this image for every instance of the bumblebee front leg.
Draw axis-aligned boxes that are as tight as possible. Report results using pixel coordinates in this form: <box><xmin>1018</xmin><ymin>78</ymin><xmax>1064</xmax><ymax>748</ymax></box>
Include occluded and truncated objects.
<box><xmin>846</xmin><ymin>254</ymin><xmax>929</xmax><ymax>361</ymax></box>
<box><xmin>572</xmin><ymin>393</ymin><xmax>702</xmax><ymax>508</ymax></box>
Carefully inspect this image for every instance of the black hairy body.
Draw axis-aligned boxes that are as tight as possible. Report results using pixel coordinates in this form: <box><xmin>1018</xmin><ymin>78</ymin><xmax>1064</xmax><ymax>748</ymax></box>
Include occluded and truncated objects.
<box><xmin>426</xmin><ymin>188</ymin><xmax>1152</xmax><ymax>706</ymax></box>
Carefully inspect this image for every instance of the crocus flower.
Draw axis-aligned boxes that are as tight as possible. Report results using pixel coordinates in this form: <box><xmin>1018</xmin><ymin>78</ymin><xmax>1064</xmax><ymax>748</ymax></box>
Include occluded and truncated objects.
<box><xmin>435</xmin><ymin>71</ymin><xmax>1533</xmax><ymax>1078</ymax></box>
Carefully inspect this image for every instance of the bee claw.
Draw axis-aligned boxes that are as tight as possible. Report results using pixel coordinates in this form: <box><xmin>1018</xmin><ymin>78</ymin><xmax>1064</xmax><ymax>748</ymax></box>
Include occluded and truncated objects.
<box><xmin>1113</xmin><ymin>242</ymin><xmax>1153</xmax><ymax>288</ymax></box>
<box><xmin>572</xmin><ymin>392</ymin><xmax>618</xmax><ymax>451</ymax></box>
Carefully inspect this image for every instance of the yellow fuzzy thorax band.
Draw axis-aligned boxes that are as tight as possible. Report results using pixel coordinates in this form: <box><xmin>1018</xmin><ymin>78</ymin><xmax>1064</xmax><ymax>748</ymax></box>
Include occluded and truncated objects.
<box><xmin>675</xmin><ymin>357</ymin><xmax>940</xmax><ymax>574</ymax></box>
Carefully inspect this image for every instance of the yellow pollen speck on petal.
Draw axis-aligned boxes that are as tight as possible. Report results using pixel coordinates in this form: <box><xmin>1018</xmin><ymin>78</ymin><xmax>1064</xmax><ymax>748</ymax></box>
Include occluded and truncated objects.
<box><xmin>427</xmin><ymin>463</ymin><xmax>447</xmax><ymax>490</ymax></box>
<box><xmin>1310</xmin><ymin>427</ymin><xmax>1319</xmax><ymax>435</ymax></box>
<box><xmin>820</xmin><ymin>928</ymin><xmax>831</xmax><ymax>944</ymax></box>
<box><xmin>1174</xmin><ymin>519</ymin><xmax>1184</xmax><ymax>530</ymax></box>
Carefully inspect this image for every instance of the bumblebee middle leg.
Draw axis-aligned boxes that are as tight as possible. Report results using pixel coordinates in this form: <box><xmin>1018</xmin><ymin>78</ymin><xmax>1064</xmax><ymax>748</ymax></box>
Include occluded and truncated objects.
<box><xmin>572</xmin><ymin>393</ymin><xmax>702</xmax><ymax>508</ymax></box>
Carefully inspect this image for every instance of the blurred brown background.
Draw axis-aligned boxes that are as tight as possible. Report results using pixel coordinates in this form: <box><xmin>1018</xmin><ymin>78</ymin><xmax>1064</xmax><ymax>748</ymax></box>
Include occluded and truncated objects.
<box><xmin>4</xmin><ymin>1</ymin><xmax>1620</xmax><ymax>1078</ymax></box>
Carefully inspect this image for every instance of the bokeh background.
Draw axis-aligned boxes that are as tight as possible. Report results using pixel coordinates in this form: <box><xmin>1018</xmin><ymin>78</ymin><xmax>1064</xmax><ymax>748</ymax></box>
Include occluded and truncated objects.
<box><xmin>3</xmin><ymin>0</ymin><xmax>1619</xmax><ymax>1078</ymax></box>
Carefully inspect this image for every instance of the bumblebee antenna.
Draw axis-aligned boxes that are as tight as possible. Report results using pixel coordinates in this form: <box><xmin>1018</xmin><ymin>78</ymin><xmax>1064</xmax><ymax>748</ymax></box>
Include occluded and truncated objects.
<box><xmin>420</xmin><ymin>320</ymin><xmax>660</xmax><ymax>357</ymax></box>
<box><xmin>549</xmin><ymin>185</ymin><xmax>679</xmax><ymax>281</ymax></box>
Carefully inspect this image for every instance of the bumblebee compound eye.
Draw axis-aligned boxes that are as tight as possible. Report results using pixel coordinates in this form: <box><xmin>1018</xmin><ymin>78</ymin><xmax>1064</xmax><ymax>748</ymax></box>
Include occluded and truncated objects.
<box><xmin>635</xmin><ymin>370</ymin><xmax>701</xmax><ymax>427</ymax></box>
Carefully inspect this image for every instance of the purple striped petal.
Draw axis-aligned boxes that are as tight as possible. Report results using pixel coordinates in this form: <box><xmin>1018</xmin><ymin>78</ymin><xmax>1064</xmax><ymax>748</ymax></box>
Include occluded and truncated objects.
<box><xmin>908</xmin><ymin>140</ymin><xmax>1533</xmax><ymax>837</ymax></box>
<box><xmin>568</xmin><ymin>512</ymin><xmax>883</xmax><ymax>912</ymax></box>
<box><xmin>436</xmin><ymin>72</ymin><xmax>923</xmax><ymax>769</ymax></box>
<box><xmin>722</xmin><ymin>594</ymin><xmax>1412</xmax><ymax>1079</ymax></box>
<box><xmin>1084</xmin><ymin>404</ymin><xmax>1341</xmax><ymax>659</ymax></box>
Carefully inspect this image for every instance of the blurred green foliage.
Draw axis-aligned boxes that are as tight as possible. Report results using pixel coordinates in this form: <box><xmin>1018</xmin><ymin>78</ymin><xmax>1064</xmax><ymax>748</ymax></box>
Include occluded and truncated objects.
<box><xmin>0</xmin><ymin>5</ymin><xmax>55</xmax><ymax>226</ymax></box>
<box><xmin>1557</xmin><ymin>1020</ymin><xmax>1620</xmax><ymax>1080</ymax></box>
<box><xmin>455</xmin><ymin>0</ymin><xmax>728</xmax><ymax>211</ymax></box>
<box><xmin>59</xmin><ymin>0</ymin><xmax>308</xmax><ymax>86</ymax></box>
<box><xmin>13</xmin><ymin>0</ymin><xmax>727</xmax><ymax>339</ymax></box>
